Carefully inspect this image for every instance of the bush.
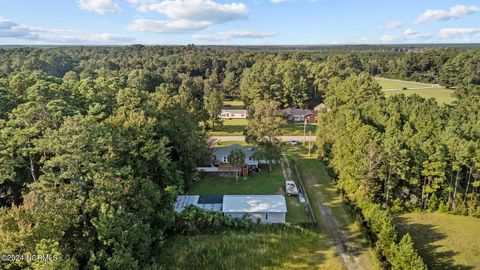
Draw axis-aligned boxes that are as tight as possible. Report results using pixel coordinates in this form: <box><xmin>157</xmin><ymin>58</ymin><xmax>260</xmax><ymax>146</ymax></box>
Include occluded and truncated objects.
<box><xmin>171</xmin><ymin>206</ymin><xmax>253</xmax><ymax>235</ymax></box>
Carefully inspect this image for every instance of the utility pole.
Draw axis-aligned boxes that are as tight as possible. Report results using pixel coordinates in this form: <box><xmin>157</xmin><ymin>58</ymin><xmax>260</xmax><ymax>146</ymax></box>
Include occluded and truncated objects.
<box><xmin>308</xmin><ymin>131</ymin><xmax>312</xmax><ymax>157</ymax></box>
<box><xmin>303</xmin><ymin>117</ymin><xmax>307</xmax><ymax>146</ymax></box>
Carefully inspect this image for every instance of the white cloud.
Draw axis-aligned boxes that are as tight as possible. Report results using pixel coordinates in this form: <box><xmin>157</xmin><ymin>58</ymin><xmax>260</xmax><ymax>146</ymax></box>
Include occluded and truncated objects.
<box><xmin>127</xmin><ymin>19</ymin><xmax>210</xmax><ymax>32</ymax></box>
<box><xmin>415</xmin><ymin>4</ymin><xmax>480</xmax><ymax>23</ymax></box>
<box><xmin>128</xmin><ymin>0</ymin><xmax>248</xmax><ymax>33</ymax></box>
<box><xmin>384</xmin><ymin>20</ymin><xmax>402</xmax><ymax>29</ymax></box>
<box><xmin>270</xmin><ymin>0</ymin><xmax>293</xmax><ymax>4</ymax></box>
<box><xmin>78</xmin><ymin>0</ymin><xmax>121</xmax><ymax>14</ymax></box>
<box><xmin>379</xmin><ymin>35</ymin><xmax>398</xmax><ymax>43</ymax></box>
<box><xmin>403</xmin><ymin>28</ymin><xmax>417</xmax><ymax>36</ymax></box>
<box><xmin>379</xmin><ymin>29</ymin><xmax>431</xmax><ymax>43</ymax></box>
<box><xmin>438</xmin><ymin>28</ymin><xmax>480</xmax><ymax>39</ymax></box>
<box><xmin>0</xmin><ymin>17</ymin><xmax>134</xmax><ymax>44</ymax></box>
<box><xmin>193</xmin><ymin>30</ymin><xmax>276</xmax><ymax>41</ymax></box>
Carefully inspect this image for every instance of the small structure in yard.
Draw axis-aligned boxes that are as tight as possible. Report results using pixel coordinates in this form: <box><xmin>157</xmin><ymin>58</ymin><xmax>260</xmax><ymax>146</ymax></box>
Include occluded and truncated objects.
<box><xmin>174</xmin><ymin>195</ymin><xmax>287</xmax><ymax>224</ymax></box>
<box><xmin>219</xmin><ymin>109</ymin><xmax>247</xmax><ymax>119</ymax></box>
<box><xmin>280</xmin><ymin>108</ymin><xmax>317</xmax><ymax>123</ymax></box>
<box><xmin>285</xmin><ymin>180</ymin><xmax>299</xmax><ymax>196</ymax></box>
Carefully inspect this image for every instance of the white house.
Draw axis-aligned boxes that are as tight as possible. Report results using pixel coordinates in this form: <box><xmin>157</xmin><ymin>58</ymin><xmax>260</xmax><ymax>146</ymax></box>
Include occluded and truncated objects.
<box><xmin>174</xmin><ymin>195</ymin><xmax>287</xmax><ymax>224</ymax></box>
<box><xmin>219</xmin><ymin>109</ymin><xmax>248</xmax><ymax>119</ymax></box>
<box><xmin>222</xmin><ymin>195</ymin><xmax>287</xmax><ymax>223</ymax></box>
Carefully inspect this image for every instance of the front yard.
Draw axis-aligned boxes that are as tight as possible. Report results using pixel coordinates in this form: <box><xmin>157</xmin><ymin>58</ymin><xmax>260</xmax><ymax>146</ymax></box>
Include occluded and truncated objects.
<box><xmin>190</xmin><ymin>164</ymin><xmax>310</xmax><ymax>223</ymax></box>
<box><xmin>210</xmin><ymin>119</ymin><xmax>317</xmax><ymax>136</ymax></box>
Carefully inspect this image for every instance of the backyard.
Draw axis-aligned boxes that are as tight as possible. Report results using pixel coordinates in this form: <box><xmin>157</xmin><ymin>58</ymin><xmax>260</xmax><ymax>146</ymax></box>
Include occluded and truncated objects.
<box><xmin>190</xmin><ymin>164</ymin><xmax>310</xmax><ymax>223</ymax></box>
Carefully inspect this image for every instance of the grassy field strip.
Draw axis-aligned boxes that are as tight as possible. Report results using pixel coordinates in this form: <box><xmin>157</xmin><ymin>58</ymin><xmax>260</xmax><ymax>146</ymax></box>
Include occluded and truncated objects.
<box><xmin>287</xmin><ymin>147</ymin><xmax>380</xmax><ymax>270</ymax></box>
<box><xmin>317</xmin><ymin>163</ymin><xmax>375</xmax><ymax>270</ymax></box>
<box><xmin>396</xmin><ymin>212</ymin><xmax>480</xmax><ymax>269</ymax></box>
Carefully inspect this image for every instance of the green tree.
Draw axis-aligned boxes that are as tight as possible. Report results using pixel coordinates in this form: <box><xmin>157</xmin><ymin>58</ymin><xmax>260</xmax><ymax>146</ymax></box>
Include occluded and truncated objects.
<box><xmin>228</xmin><ymin>149</ymin><xmax>246</xmax><ymax>182</ymax></box>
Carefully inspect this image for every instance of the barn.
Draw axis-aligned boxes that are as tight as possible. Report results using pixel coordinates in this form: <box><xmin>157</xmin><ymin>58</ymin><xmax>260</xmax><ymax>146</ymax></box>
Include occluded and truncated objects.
<box><xmin>174</xmin><ymin>195</ymin><xmax>287</xmax><ymax>224</ymax></box>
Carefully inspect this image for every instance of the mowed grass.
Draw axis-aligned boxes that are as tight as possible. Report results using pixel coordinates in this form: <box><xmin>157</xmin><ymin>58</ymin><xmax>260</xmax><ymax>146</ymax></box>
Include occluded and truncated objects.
<box><xmin>223</xmin><ymin>99</ymin><xmax>245</xmax><ymax>109</ymax></box>
<box><xmin>158</xmin><ymin>225</ymin><xmax>345</xmax><ymax>270</ymax></box>
<box><xmin>374</xmin><ymin>77</ymin><xmax>433</xmax><ymax>89</ymax></box>
<box><xmin>375</xmin><ymin>77</ymin><xmax>456</xmax><ymax>104</ymax></box>
<box><xmin>395</xmin><ymin>212</ymin><xmax>480</xmax><ymax>269</ymax></box>
<box><xmin>384</xmin><ymin>88</ymin><xmax>455</xmax><ymax>104</ymax></box>
<box><xmin>190</xmin><ymin>164</ymin><xmax>284</xmax><ymax>195</ymax></box>
<box><xmin>211</xmin><ymin>119</ymin><xmax>317</xmax><ymax>136</ymax></box>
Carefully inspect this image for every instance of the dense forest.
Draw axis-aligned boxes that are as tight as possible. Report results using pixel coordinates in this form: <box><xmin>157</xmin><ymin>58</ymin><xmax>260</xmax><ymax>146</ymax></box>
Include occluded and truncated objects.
<box><xmin>0</xmin><ymin>45</ymin><xmax>478</xmax><ymax>269</ymax></box>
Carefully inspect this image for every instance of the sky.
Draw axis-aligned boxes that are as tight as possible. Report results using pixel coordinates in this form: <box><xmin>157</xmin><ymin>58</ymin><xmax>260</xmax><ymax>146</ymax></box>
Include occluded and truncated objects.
<box><xmin>0</xmin><ymin>0</ymin><xmax>479</xmax><ymax>45</ymax></box>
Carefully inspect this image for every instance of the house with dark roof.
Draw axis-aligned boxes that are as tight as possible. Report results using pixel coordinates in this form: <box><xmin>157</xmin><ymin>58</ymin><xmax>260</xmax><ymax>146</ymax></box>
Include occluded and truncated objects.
<box><xmin>280</xmin><ymin>108</ymin><xmax>317</xmax><ymax>123</ymax></box>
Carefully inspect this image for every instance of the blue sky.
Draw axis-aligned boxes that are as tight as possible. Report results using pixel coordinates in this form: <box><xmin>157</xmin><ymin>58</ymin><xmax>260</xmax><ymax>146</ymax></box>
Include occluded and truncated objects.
<box><xmin>0</xmin><ymin>0</ymin><xmax>479</xmax><ymax>45</ymax></box>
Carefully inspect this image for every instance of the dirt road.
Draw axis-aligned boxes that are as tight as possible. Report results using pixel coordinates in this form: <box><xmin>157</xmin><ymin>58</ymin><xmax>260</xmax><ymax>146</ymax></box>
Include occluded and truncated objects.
<box><xmin>294</xmin><ymin>158</ymin><xmax>375</xmax><ymax>270</ymax></box>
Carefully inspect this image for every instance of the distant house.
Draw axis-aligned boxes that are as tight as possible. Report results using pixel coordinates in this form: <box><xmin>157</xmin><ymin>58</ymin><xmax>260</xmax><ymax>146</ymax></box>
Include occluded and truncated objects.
<box><xmin>280</xmin><ymin>108</ymin><xmax>317</xmax><ymax>123</ymax></box>
<box><xmin>174</xmin><ymin>195</ymin><xmax>287</xmax><ymax>224</ymax></box>
<box><xmin>219</xmin><ymin>109</ymin><xmax>247</xmax><ymax>119</ymax></box>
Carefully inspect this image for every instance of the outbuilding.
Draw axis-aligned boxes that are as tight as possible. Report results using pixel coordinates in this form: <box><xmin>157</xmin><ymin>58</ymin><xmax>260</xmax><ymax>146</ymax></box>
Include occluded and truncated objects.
<box><xmin>174</xmin><ymin>194</ymin><xmax>287</xmax><ymax>224</ymax></box>
<box><xmin>222</xmin><ymin>195</ymin><xmax>287</xmax><ymax>224</ymax></box>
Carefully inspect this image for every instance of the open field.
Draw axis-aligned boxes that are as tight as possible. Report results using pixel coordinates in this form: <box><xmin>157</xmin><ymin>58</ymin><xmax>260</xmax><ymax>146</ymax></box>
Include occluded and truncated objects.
<box><xmin>223</xmin><ymin>99</ymin><xmax>245</xmax><ymax>109</ymax></box>
<box><xmin>158</xmin><ymin>225</ymin><xmax>344</xmax><ymax>270</ymax></box>
<box><xmin>285</xmin><ymin>145</ymin><xmax>380</xmax><ymax>270</ymax></box>
<box><xmin>374</xmin><ymin>77</ymin><xmax>434</xmax><ymax>89</ymax></box>
<box><xmin>383</xmin><ymin>88</ymin><xmax>455</xmax><ymax>104</ymax></box>
<box><xmin>211</xmin><ymin>118</ymin><xmax>317</xmax><ymax>136</ymax></box>
<box><xmin>395</xmin><ymin>212</ymin><xmax>480</xmax><ymax>269</ymax></box>
<box><xmin>375</xmin><ymin>77</ymin><xmax>456</xmax><ymax>104</ymax></box>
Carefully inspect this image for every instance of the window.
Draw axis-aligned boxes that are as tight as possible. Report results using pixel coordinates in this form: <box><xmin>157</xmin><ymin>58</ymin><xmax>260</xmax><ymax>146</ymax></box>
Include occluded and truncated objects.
<box><xmin>223</xmin><ymin>156</ymin><xmax>227</xmax><ymax>163</ymax></box>
<box><xmin>265</xmin><ymin>213</ymin><xmax>268</xmax><ymax>220</ymax></box>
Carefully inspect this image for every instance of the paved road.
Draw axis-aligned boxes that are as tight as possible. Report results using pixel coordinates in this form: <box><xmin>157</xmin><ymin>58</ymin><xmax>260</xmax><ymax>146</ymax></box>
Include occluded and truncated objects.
<box><xmin>211</xmin><ymin>135</ymin><xmax>316</xmax><ymax>142</ymax></box>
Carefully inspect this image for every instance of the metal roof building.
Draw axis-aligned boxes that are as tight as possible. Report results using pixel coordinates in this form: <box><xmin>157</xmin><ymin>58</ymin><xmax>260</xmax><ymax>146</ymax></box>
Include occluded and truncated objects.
<box><xmin>174</xmin><ymin>195</ymin><xmax>287</xmax><ymax>224</ymax></box>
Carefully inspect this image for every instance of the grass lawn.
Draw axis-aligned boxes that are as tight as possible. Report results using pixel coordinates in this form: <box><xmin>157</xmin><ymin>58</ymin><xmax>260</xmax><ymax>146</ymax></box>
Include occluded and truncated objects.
<box><xmin>213</xmin><ymin>140</ymin><xmax>251</xmax><ymax>147</ymax></box>
<box><xmin>158</xmin><ymin>225</ymin><xmax>344</xmax><ymax>270</ymax></box>
<box><xmin>210</xmin><ymin>119</ymin><xmax>317</xmax><ymax>136</ymax></box>
<box><xmin>190</xmin><ymin>164</ymin><xmax>284</xmax><ymax>195</ymax></box>
<box><xmin>383</xmin><ymin>88</ymin><xmax>455</xmax><ymax>104</ymax></box>
<box><xmin>223</xmin><ymin>100</ymin><xmax>245</xmax><ymax>109</ymax></box>
<box><xmin>374</xmin><ymin>77</ymin><xmax>456</xmax><ymax>104</ymax></box>
<box><xmin>395</xmin><ymin>212</ymin><xmax>480</xmax><ymax>269</ymax></box>
<box><xmin>374</xmin><ymin>77</ymin><xmax>433</xmax><ymax>89</ymax></box>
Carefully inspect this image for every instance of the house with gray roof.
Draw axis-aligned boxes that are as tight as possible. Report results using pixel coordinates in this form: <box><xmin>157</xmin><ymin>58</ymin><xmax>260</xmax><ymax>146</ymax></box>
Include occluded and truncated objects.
<box><xmin>280</xmin><ymin>108</ymin><xmax>317</xmax><ymax>123</ymax></box>
<box><xmin>174</xmin><ymin>195</ymin><xmax>287</xmax><ymax>224</ymax></box>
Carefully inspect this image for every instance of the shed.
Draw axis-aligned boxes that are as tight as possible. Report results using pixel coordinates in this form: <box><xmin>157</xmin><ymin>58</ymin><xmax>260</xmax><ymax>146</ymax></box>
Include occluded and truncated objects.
<box><xmin>222</xmin><ymin>195</ymin><xmax>287</xmax><ymax>224</ymax></box>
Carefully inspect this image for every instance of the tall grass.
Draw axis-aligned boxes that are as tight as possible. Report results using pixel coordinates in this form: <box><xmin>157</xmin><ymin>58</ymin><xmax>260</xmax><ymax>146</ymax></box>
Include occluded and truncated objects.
<box><xmin>158</xmin><ymin>224</ymin><xmax>343</xmax><ymax>270</ymax></box>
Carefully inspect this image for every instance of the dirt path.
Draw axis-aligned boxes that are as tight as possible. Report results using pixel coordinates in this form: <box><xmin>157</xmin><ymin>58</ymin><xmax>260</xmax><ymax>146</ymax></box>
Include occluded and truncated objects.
<box><xmin>295</xmin><ymin>160</ymin><xmax>371</xmax><ymax>270</ymax></box>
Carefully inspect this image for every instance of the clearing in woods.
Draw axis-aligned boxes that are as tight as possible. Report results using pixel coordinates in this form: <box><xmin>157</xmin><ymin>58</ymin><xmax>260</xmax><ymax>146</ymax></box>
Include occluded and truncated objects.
<box><xmin>374</xmin><ymin>77</ymin><xmax>455</xmax><ymax>104</ymax></box>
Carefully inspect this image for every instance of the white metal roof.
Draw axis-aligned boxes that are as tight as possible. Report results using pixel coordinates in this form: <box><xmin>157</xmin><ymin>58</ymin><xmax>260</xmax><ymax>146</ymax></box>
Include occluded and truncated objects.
<box><xmin>222</xmin><ymin>195</ymin><xmax>287</xmax><ymax>213</ymax></box>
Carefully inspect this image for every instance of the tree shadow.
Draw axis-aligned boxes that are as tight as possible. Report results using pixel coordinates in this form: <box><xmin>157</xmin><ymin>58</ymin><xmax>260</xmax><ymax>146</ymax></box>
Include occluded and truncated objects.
<box><xmin>396</xmin><ymin>216</ymin><xmax>474</xmax><ymax>270</ymax></box>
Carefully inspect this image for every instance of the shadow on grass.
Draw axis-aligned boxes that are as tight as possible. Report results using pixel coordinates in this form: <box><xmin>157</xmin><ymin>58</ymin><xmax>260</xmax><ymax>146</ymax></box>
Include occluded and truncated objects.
<box><xmin>396</xmin><ymin>216</ymin><xmax>474</xmax><ymax>270</ymax></box>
